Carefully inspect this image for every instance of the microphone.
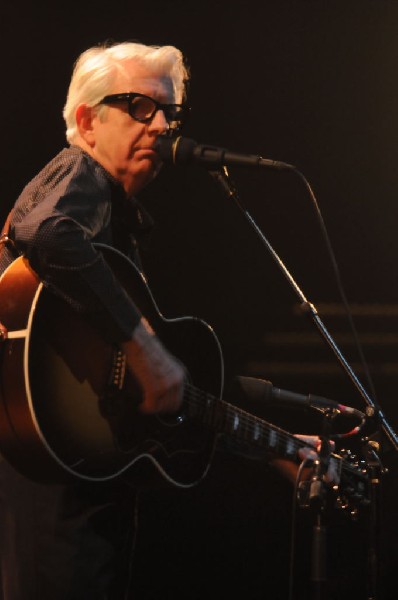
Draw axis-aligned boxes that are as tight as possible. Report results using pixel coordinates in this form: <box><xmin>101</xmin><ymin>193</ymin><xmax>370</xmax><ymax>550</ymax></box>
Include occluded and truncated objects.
<box><xmin>154</xmin><ymin>135</ymin><xmax>295</xmax><ymax>170</ymax></box>
<box><xmin>234</xmin><ymin>376</ymin><xmax>365</xmax><ymax>419</ymax></box>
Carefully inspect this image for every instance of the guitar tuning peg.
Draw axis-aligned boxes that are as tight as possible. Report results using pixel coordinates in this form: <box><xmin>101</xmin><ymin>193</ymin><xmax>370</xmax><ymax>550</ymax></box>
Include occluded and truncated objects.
<box><xmin>350</xmin><ymin>507</ymin><xmax>359</xmax><ymax>520</ymax></box>
<box><xmin>339</xmin><ymin>448</ymin><xmax>357</xmax><ymax>463</ymax></box>
<box><xmin>367</xmin><ymin>440</ymin><xmax>380</xmax><ymax>452</ymax></box>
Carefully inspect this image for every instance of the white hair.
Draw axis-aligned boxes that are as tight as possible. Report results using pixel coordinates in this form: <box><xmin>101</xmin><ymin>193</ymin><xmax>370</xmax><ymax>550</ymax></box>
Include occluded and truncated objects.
<box><xmin>63</xmin><ymin>41</ymin><xmax>189</xmax><ymax>143</ymax></box>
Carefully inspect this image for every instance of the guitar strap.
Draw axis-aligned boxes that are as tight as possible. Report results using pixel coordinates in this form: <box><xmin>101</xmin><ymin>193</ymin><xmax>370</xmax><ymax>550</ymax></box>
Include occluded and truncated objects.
<box><xmin>0</xmin><ymin>208</ymin><xmax>16</xmax><ymax>340</ymax></box>
<box><xmin>0</xmin><ymin>208</ymin><xmax>15</xmax><ymax>252</ymax></box>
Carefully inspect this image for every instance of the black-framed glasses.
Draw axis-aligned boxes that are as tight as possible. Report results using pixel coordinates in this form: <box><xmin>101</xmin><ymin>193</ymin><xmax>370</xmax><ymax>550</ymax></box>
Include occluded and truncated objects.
<box><xmin>99</xmin><ymin>92</ymin><xmax>189</xmax><ymax>128</ymax></box>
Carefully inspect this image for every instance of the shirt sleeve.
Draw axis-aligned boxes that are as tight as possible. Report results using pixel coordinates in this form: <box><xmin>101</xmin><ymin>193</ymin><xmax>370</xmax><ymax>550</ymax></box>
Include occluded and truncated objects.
<box><xmin>12</xmin><ymin>179</ymin><xmax>142</xmax><ymax>343</ymax></box>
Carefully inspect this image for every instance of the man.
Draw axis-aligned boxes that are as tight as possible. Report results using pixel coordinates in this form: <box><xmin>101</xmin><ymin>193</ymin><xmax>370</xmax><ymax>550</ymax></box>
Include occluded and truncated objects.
<box><xmin>0</xmin><ymin>40</ymin><xmax>189</xmax><ymax>600</ymax></box>
<box><xmin>0</xmin><ymin>40</ymin><xmax>333</xmax><ymax>599</ymax></box>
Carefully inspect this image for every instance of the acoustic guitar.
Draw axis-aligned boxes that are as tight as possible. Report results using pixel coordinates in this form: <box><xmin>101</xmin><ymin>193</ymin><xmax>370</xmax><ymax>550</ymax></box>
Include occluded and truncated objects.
<box><xmin>0</xmin><ymin>245</ymin><xmax>368</xmax><ymax>506</ymax></box>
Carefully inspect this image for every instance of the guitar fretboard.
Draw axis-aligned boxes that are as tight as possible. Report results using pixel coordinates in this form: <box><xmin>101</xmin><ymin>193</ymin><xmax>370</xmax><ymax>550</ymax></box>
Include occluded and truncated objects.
<box><xmin>183</xmin><ymin>382</ymin><xmax>368</xmax><ymax>484</ymax></box>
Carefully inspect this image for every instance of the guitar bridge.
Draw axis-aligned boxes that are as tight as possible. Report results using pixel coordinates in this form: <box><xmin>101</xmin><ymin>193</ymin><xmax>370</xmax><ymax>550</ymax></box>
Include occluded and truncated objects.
<box><xmin>99</xmin><ymin>347</ymin><xmax>127</xmax><ymax>417</ymax></box>
<box><xmin>108</xmin><ymin>347</ymin><xmax>126</xmax><ymax>391</ymax></box>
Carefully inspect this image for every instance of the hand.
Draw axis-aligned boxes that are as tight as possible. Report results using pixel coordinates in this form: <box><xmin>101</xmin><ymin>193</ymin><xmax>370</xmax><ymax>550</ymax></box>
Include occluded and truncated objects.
<box><xmin>296</xmin><ymin>435</ymin><xmax>340</xmax><ymax>485</ymax></box>
<box><xmin>122</xmin><ymin>318</ymin><xmax>186</xmax><ymax>414</ymax></box>
<box><xmin>271</xmin><ymin>435</ymin><xmax>340</xmax><ymax>486</ymax></box>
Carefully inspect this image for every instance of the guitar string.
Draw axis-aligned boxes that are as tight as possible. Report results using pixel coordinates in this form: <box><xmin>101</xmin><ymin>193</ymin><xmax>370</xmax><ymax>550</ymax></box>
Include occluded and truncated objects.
<box><xmin>184</xmin><ymin>381</ymin><xmax>312</xmax><ymax>447</ymax></box>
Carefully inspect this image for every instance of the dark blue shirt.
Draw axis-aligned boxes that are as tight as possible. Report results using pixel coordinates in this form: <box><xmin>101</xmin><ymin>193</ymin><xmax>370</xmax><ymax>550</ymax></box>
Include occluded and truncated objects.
<box><xmin>2</xmin><ymin>145</ymin><xmax>153</xmax><ymax>342</ymax></box>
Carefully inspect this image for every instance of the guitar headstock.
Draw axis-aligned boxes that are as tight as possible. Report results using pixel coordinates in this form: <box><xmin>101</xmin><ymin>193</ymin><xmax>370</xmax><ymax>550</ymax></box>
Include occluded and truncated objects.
<box><xmin>334</xmin><ymin>449</ymin><xmax>370</xmax><ymax>518</ymax></box>
<box><xmin>297</xmin><ymin>449</ymin><xmax>371</xmax><ymax>519</ymax></box>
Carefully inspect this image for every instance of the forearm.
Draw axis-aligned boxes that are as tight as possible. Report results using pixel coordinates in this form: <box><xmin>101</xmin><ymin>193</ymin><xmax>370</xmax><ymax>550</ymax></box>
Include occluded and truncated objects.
<box><xmin>14</xmin><ymin>214</ymin><xmax>142</xmax><ymax>343</ymax></box>
<box><xmin>122</xmin><ymin>319</ymin><xmax>186</xmax><ymax>414</ymax></box>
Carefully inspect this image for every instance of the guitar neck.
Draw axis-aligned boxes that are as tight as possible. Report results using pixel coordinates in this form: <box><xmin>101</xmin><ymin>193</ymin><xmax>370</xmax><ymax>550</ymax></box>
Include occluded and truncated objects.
<box><xmin>185</xmin><ymin>383</ymin><xmax>311</xmax><ymax>460</ymax></box>
<box><xmin>183</xmin><ymin>383</ymin><xmax>370</xmax><ymax>483</ymax></box>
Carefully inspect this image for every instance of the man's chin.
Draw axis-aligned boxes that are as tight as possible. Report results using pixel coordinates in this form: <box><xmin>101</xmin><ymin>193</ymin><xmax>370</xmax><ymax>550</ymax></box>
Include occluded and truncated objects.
<box><xmin>126</xmin><ymin>164</ymin><xmax>160</xmax><ymax>195</ymax></box>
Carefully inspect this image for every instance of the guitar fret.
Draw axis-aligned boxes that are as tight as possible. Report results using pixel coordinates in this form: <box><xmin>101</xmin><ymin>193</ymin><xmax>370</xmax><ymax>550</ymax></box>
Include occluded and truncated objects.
<box><xmin>253</xmin><ymin>423</ymin><xmax>261</xmax><ymax>441</ymax></box>
<box><xmin>232</xmin><ymin>413</ymin><xmax>240</xmax><ymax>431</ymax></box>
<box><xmin>268</xmin><ymin>429</ymin><xmax>277</xmax><ymax>448</ymax></box>
<box><xmin>285</xmin><ymin>437</ymin><xmax>296</xmax><ymax>456</ymax></box>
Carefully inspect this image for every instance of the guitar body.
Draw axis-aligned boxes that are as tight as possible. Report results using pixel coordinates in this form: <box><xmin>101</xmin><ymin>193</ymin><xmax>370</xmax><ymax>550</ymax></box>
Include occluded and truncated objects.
<box><xmin>0</xmin><ymin>245</ymin><xmax>224</xmax><ymax>486</ymax></box>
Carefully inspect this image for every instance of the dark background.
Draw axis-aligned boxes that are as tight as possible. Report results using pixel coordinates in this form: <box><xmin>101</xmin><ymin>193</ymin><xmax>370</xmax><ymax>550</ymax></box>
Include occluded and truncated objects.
<box><xmin>2</xmin><ymin>1</ymin><xmax>398</xmax><ymax>598</ymax></box>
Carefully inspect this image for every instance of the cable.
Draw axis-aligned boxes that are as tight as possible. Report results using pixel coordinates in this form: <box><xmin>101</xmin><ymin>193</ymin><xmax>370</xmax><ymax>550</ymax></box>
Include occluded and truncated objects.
<box><xmin>293</xmin><ymin>167</ymin><xmax>379</xmax><ymax>406</ymax></box>
<box><xmin>288</xmin><ymin>457</ymin><xmax>314</xmax><ymax>600</ymax></box>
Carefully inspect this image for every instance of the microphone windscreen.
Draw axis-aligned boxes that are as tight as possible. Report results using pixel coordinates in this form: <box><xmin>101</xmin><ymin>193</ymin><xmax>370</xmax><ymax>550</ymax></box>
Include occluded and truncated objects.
<box><xmin>233</xmin><ymin>376</ymin><xmax>274</xmax><ymax>403</ymax></box>
<box><xmin>154</xmin><ymin>135</ymin><xmax>197</xmax><ymax>165</ymax></box>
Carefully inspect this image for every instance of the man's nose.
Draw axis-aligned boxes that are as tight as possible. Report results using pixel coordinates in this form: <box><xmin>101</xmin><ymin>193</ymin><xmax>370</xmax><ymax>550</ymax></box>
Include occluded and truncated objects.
<box><xmin>148</xmin><ymin>109</ymin><xmax>169</xmax><ymax>134</ymax></box>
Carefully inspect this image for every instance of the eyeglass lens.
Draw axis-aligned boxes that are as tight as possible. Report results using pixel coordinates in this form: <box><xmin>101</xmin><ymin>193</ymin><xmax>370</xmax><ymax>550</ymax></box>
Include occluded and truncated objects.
<box><xmin>129</xmin><ymin>96</ymin><xmax>180</xmax><ymax>123</ymax></box>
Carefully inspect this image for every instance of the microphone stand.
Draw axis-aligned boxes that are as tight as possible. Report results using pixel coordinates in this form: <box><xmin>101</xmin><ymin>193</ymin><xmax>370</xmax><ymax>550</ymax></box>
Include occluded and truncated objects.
<box><xmin>209</xmin><ymin>165</ymin><xmax>396</xmax><ymax>599</ymax></box>
<box><xmin>208</xmin><ymin>166</ymin><xmax>398</xmax><ymax>453</ymax></box>
<box><xmin>308</xmin><ymin>431</ymin><xmax>333</xmax><ymax>600</ymax></box>
<box><xmin>362</xmin><ymin>439</ymin><xmax>384</xmax><ymax>600</ymax></box>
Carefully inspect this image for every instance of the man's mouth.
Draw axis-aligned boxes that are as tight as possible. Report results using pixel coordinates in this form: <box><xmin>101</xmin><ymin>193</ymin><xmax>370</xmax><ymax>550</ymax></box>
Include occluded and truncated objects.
<box><xmin>134</xmin><ymin>146</ymin><xmax>158</xmax><ymax>159</ymax></box>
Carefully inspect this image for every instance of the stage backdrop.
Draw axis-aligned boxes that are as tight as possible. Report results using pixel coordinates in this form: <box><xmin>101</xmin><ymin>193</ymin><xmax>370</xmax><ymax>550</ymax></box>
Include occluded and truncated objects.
<box><xmin>2</xmin><ymin>2</ymin><xmax>398</xmax><ymax>598</ymax></box>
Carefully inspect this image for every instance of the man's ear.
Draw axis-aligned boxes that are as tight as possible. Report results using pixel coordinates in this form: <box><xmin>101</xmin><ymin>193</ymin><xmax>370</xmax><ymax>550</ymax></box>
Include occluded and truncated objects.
<box><xmin>75</xmin><ymin>104</ymin><xmax>96</xmax><ymax>146</ymax></box>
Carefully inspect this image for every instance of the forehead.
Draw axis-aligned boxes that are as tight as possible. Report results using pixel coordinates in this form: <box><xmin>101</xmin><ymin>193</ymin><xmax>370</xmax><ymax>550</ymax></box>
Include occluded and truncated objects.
<box><xmin>113</xmin><ymin>59</ymin><xmax>175</xmax><ymax>101</ymax></box>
